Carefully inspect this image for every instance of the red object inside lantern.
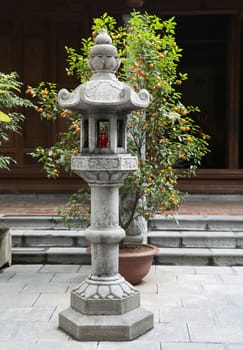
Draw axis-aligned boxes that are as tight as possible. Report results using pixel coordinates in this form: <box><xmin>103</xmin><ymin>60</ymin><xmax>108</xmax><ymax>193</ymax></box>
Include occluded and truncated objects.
<box><xmin>98</xmin><ymin>133</ymin><xmax>109</xmax><ymax>148</ymax></box>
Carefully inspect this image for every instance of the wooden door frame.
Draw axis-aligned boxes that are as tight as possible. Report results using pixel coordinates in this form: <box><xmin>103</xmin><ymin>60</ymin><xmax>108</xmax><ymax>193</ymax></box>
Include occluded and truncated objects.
<box><xmin>226</xmin><ymin>12</ymin><xmax>241</xmax><ymax>169</ymax></box>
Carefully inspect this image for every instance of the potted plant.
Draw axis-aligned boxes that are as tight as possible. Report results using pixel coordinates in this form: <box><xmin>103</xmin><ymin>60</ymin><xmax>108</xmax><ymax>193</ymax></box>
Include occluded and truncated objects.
<box><xmin>0</xmin><ymin>71</ymin><xmax>33</xmax><ymax>268</ymax></box>
<box><xmin>28</xmin><ymin>12</ymin><xmax>209</xmax><ymax>283</ymax></box>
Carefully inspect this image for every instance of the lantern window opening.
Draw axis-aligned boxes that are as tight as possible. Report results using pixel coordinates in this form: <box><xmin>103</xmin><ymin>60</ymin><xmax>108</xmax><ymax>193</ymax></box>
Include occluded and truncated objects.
<box><xmin>83</xmin><ymin>119</ymin><xmax>89</xmax><ymax>148</ymax></box>
<box><xmin>117</xmin><ymin>119</ymin><xmax>124</xmax><ymax>148</ymax></box>
<box><xmin>97</xmin><ymin>120</ymin><xmax>109</xmax><ymax>148</ymax></box>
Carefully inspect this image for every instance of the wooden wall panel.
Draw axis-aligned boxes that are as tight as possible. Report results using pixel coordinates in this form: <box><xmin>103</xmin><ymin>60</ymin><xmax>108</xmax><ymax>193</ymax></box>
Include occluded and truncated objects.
<box><xmin>23</xmin><ymin>112</ymin><xmax>52</xmax><ymax>149</ymax></box>
<box><xmin>23</xmin><ymin>37</ymin><xmax>47</xmax><ymax>83</ymax></box>
<box><xmin>0</xmin><ymin>1</ymin><xmax>242</xmax><ymax>193</ymax></box>
<box><xmin>0</xmin><ymin>23</ymin><xmax>13</xmax><ymax>72</ymax></box>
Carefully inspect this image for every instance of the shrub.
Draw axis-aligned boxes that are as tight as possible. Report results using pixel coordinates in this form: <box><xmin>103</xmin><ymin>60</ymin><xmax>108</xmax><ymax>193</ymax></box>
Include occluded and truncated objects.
<box><xmin>28</xmin><ymin>11</ymin><xmax>210</xmax><ymax>229</ymax></box>
<box><xmin>0</xmin><ymin>72</ymin><xmax>33</xmax><ymax>169</ymax></box>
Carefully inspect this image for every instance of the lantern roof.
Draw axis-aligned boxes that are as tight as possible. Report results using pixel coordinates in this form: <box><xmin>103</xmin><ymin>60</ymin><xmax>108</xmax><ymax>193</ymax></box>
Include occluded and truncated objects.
<box><xmin>58</xmin><ymin>29</ymin><xmax>149</xmax><ymax>113</ymax></box>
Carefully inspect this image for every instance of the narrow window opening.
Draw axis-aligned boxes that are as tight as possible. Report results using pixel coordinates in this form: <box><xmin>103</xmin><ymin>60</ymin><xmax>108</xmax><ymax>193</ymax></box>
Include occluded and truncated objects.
<box><xmin>97</xmin><ymin>120</ymin><xmax>109</xmax><ymax>148</ymax></box>
<box><xmin>117</xmin><ymin>119</ymin><xmax>123</xmax><ymax>148</ymax></box>
<box><xmin>83</xmin><ymin>119</ymin><xmax>89</xmax><ymax>148</ymax></box>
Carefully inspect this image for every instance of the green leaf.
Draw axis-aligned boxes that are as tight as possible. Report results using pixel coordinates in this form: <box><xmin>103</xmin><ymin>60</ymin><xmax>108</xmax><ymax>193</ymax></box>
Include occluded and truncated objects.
<box><xmin>0</xmin><ymin>111</ymin><xmax>11</xmax><ymax>122</ymax></box>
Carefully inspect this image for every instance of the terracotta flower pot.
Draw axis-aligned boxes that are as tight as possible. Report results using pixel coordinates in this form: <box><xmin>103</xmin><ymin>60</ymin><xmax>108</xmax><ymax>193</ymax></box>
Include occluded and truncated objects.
<box><xmin>86</xmin><ymin>242</ymin><xmax>158</xmax><ymax>285</ymax></box>
<box><xmin>119</xmin><ymin>242</ymin><xmax>159</xmax><ymax>285</ymax></box>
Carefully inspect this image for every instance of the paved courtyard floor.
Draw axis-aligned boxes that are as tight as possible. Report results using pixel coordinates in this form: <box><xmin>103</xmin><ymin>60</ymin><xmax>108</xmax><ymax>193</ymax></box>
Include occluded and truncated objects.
<box><xmin>0</xmin><ymin>264</ymin><xmax>243</xmax><ymax>349</ymax></box>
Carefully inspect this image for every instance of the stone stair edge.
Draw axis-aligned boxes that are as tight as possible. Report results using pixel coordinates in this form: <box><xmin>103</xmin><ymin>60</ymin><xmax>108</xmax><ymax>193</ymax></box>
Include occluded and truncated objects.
<box><xmin>2</xmin><ymin>214</ymin><xmax>243</xmax><ymax>223</ymax></box>
<box><xmin>155</xmin><ymin>248</ymin><xmax>243</xmax><ymax>266</ymax></box>
<box><xmin>12</xmin><ymin>246</ymin><xmax>243</xmax><ymax>259</ymax></box>
<box><xmin>151</xmin><ymin>214</ymin><xmax>243</xmax><ymax>221</ymax></box>
<box><xmin>157</xmin><ymin>247</ymin><xmax>243</xmax><ymax>255</ymax></box>
<box><xmin>12</xmin><ymin>229</ymin><xmax>243</xmax><ymax>235</ymax></box>
<box><xmin>148</xmin><ymin>231</ymin><xmax>243</xmax><ymax>237</ymax></box>
<box><xmin>12</xmin><ymin>247</ymin><xmax>91</xmax><ymax>264</ymax></box>
<box><xmin>1</xmin><ymin>215</ymin><xmax>62</xmax><ymax>219</ymax></box>
<box><xmin>149</xmin><ymin>215</ymin><xmax>243</xmax><ymax>232</ymax></box>
<box><xmin>12</xmin><ymin>246</ymin><xmax>243</xmax><ymax>265</ymax></box>
<box><xmin>12</xmin><ymin>247</ymin><xmax>88</xmax><ymax>253</ymax></box>
<box><xmin>12</xmin><ymin>229</ymin><xmax>86</xmax><ymax>236</ymax></box>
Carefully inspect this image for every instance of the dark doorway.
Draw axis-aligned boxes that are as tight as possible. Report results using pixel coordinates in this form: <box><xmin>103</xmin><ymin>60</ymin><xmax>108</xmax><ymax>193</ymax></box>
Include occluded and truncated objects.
<box><xmin>239</xmin><ymin>20</ymin><xmax>243</xmax><ymax>168</ymax></box>
<box><xmin>176</xmin><ymin>15</ymin><xmax>228</xmax><ymax>168</ymax></box>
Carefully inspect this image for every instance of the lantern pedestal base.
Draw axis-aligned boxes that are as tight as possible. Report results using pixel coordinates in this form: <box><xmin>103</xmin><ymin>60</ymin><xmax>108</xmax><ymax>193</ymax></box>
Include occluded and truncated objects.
<box><xmin>70</xmin><ymin>274</ymin><xmax>140</xmax><ymax>315</ymax></box>
<box><xmin>59</xmin><ymin>274</ymin><xmax>153</xmax><ymax>340</ymax></box>
<box><xmin>59</xmin><ymin>306</ymin><xmax>153</xmax><ymax>341</ymax></box>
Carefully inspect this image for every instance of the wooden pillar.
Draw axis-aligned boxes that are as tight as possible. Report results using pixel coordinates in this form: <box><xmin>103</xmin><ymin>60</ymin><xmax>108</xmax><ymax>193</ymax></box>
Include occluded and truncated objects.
<box><xmin>226</xmin><ymin>13</ymin><xmax>241</xmax><ymax>168</ymax></box>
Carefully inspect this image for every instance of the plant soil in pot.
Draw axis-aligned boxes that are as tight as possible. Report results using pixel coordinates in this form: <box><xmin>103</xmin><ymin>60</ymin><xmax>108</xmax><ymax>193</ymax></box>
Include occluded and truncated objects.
<box><xmin>119</xmin><ymin>242</ymin><xmax>159</xmax><ymax>285</ymax></box>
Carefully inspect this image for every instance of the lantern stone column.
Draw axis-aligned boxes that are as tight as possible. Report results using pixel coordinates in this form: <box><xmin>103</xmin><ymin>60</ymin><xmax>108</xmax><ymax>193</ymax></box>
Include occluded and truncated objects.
<box><xmin>58</xmin><ymin>29</ymin><xmax>153</xmax><ymax>341</ymax></box>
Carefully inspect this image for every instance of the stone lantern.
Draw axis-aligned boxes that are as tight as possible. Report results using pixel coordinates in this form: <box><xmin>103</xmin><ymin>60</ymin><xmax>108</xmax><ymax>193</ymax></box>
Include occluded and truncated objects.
<box><xmin>58</xmin><ymin>29</ymin><xmax>153</xmax><ymax>341</ymax></box>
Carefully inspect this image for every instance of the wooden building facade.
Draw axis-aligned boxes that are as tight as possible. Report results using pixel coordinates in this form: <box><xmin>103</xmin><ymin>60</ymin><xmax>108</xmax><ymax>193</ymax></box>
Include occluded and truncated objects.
<box><xmin>0</xmin><ymin>0</ymin><xmax>243</xmax><ymax>193</ymax></box>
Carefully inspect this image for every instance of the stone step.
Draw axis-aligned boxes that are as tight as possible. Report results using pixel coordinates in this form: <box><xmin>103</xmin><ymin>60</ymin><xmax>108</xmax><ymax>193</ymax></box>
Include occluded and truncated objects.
<box><xmin>3</xmin><ymin>214</ymin><xmax>243</xmax><ymax>231</ymax></box>
<box><xmin>155</xmin><ymin>248</ymin><xmax>243</xmax><ymax>266</ymax></box>
<box><xmin>1</xmin><ymin>215</ymin><xmax>65</xmax><ymax>229</ymax></box>
<box><xmin>12</xmin><ymin>247</ymin><xmax>91</xmax><ymax>265</ymax></box>
<box><xmin>148</xmin><ymin>231</ymin><xmax>243</xmax><ymax>248</ymax></box>
<box><xmin>12</xmin><ymin>246</ymin><xmax>243</xmax><ymax>266</ymax></box>
<box><xmin>11</xmin><ymin>229</ymin><xmax>243</xmax><ymax>250</ymax></box>
<box><xmin>149</xmin><ymin>215</ymin><xmax>243</xmax><ymax>231</ymax></box>
<box><xmin>7</xmin><ymin>214</ymin><xmax>243</xmax><ymax>266</ymax></box>
<box><xmin>12</xmin><ymin>229</ymin><xmax>88</xmax><ymax>248</ymax></box>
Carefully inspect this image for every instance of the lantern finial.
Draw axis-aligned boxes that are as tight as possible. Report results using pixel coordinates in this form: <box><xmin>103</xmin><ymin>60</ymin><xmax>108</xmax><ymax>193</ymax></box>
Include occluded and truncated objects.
<box><xmin>88</xmin><ymin>29</ymin><xmax>120</xmax><ymax>74</ymax></box>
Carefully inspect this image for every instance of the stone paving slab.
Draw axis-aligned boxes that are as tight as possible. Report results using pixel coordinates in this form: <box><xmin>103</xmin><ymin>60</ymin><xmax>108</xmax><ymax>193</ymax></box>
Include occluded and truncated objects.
<box><xmin>188</xmin><ymin>322</ymin><xmax>243</xmax><ymax>343</ymax></box>
<box><xmin>9</xmin><ymin>272</ymin><xmax>54</xmax><ymax>282</ymax></box>
<box><xmin>0</xmin><ymin>281</ymin><xmax>27</xmax><ymax>294</ymax></box>
<box><xmin>33</xmin><ymin>293</ymin><xmax>70</xmax><ymax>307</ymax></box>
<box><xmin>0</xmin><ymin>307</ymin><xmax>56</xmax><ymax>322</ymax></box>
<box><xmin>141</xmin><ymin>293</ymin><xmax>182</xmax><ymax>307</ymax></box>
<box><xmin>228</xmin><ymin>345</ymin><xmax>243</xmax><ymax>350</ymax></box>
<box><xmin>14</xmin><ymin>320</ymin><xmax>69</xmax><ymax>341</ymax></box>
<box><xmin>21</xmin><ymin>282</ymin><xmax>70</xmax><ymax>294</ymax></box>
<box><xmin>195</xmin><ymin>266</ymin><xmax>236</xmax><ymax>274</ymax></box>
<box><xmin>0</xmin><ymin>293</ymin><xmax>39</xmax><ymax>307</ymax></box>
<box><xmin>226</xmin><ymin>294</ymin><xmax>243</xmax><ymax>308</ymax></box>
<box><xmin>181</xmin><ymin>294</ymin><xmax>228</xmax><ymax>309</ymax></box>
<box><xmin>6</xmin><ymin>264</ymin><xmax>43</xmax><ymax>272</ymax></box>
<box><xmin>0</xmin><ymin>341</ymin><xmax>37</xmax><ymax>350</ymax></box>
<box><xmin>159</xmin><ymin>306</ymin><xmax>216</xmax><ymax>323</ymax></box>
<box><xmin>49</xmin><ymin>272</ymin><xmax>88</xmax><ymax>283</ymax></box>
<box><xmin>39</xmin><ymin>264</ymin><xmax>81</xmax><ymax>273</ymax></box>
<box><xmin>202</xmin><ymin>282</ymin><xmax>243</xmax><ymax>295</ymax></box>
<box><xmin>139</xmin><ymin>322</ymin><xmax>190</xmax><ymax>342</ymax></box>
<box><xmin>162</xmin><ymin>344</ymin><xmax>225</xmax><ymax>350</ymax></box>
<box><xmin>34</xmin><ymin>341</ymin><xmax>98</xmax><ymax>350</ymax></box>
<box><xmin>0</xmin><ymin>264</ymin><xmax>243</xmax><ymax>349</ymax></box>
<box><xmin>98</xmin><ymin>340</ymin><xmax>161</xmax><ymax>350</ymax></box>
<box><xmin>0</xmin><ymin>320</ymin><xmax>19</xmax><ymax>341</ymax></box>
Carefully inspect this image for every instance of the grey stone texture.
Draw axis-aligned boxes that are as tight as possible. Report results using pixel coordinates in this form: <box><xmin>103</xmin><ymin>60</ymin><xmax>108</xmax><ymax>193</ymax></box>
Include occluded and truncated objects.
<box><xmin>0</xmin><ymin>264</ymin><xmax>243</xmax><ymax>348</ymax></box>
<box><xmin>59</xmin><ymin>306</ymin><xmax>153</xmax><ymax>341</ymax></box>
<box><xmin>1</xmin><ymin>215</ymin><xmax>64</xmax><ymax>230</ymax></box>
<box><xmin>149</xmin><ymin>214</ymin><xmax>243</xmax><ymax>231</ymax></box>
<box><xmin>12</xmin><ymin>229</ymin><xmax>88</xmax><ymax>248</ymax></box>
<box><xmin>11</xmin><ymin>215</ymin><xmax>243</xmax><ymax>266</ymax></box>
<box><xmin>0</xmin><ymin>228</ymin><xmax>11</xmax><ymax>268</ymax></box>
<box><xmin>57</xmin><ymin>28</ymin><xmax>152</xmax><ymax>341</ymax></box>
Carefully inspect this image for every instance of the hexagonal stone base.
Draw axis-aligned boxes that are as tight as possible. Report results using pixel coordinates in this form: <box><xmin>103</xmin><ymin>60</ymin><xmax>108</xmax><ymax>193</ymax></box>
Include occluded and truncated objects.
<box><xmin>71</xmin><ymin>290</ymin><xmax>140</xmax><ymax>315</ymax></box>
<box><xmin>59</xmin><ymin>306</ymin><xmax>153</xmax><ymax>341</ymax></box>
